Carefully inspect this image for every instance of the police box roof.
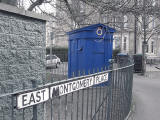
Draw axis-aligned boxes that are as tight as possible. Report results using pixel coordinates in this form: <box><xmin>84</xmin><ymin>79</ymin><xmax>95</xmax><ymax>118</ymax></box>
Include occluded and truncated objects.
<box><xmin>67</xmin><ymin>23</ymin><xmax>116</xmax><ymax>35</ymax></box>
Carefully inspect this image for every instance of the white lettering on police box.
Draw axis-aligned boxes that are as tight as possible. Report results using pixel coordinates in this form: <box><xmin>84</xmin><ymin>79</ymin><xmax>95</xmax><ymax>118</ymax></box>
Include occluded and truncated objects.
<box><xmin>50</xmin><ymin>73</ymin><xmax>108</xmax><ymax>98</ymax></box>
<box><xmin>17</xmin><ymin>88</ymin><xmax>49</xmax><ymax>109</ymax></box>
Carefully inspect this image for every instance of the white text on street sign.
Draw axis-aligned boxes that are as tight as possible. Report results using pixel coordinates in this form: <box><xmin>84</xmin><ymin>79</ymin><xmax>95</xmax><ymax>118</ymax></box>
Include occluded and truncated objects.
<box><xmin>17</xmin><ymin>72</ymin><xmax>109</xmax><ymax>109</ymax></box>
<box><xmin>17</xmin><ymin>88</ymin><xmax>49</xmax><ymax>109</ymax></box>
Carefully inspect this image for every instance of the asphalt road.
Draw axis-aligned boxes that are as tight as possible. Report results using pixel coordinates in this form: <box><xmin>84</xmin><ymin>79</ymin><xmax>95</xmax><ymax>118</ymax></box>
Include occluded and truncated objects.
<box><xmin>46</xmin><ymin>62</ymin><xmax>68</xmax><ymax>83</ymax></box>
<box><xmin>133</xmin><ymin>69</ymin><xmax>160</xmax><ymax>120</ymax></box>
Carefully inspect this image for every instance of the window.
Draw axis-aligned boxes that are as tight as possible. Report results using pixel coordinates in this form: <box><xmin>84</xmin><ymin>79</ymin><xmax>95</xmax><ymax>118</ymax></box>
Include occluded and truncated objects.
<box><xmin>50</xmin><ymin>32</ymin><xmax>54</xmax><ymax>40</ymax></box>
<box><xmin>124</xmin><ymin>15</ymin><xmax>128</xmax><ymax>28</ymax></box>
<box><xmin>103</xmin><ymin>16</ymin><xmax>107</xmax><ymax>23</ymax></box>
<box><xmin>123</xmin><ymin>37</ymin><xmax>127</xmax><ymax>51</ymax></box>
<box><xmin>46</xmin><ymin>55</ymin><xmax>57</xmax><ymax>60</ymax></box>
<box><xmin>151</xmin><ymin>41</ymin><xmax>154</xmax><ymax>53</ymax></box>
<box><xmin>142</xmin><ymin>16</ymin><xmax>149</xmax><ymax>29</ymax></box>
<box><xmin>114</xmin><ymin>37</ymin><xmax>121</xmax><ymax>49</ymax></box>
<box><xmin>146</xmin><ymin>44</ymin><xmax>149</xmax><ymax>53</ymax></box>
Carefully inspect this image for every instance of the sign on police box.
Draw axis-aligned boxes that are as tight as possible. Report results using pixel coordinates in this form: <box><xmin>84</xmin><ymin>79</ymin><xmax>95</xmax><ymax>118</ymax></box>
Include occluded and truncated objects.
<box><xmin>17</xmin><ymin>73</ymin><xmax>108</xmax><ymax>109</ymax></box>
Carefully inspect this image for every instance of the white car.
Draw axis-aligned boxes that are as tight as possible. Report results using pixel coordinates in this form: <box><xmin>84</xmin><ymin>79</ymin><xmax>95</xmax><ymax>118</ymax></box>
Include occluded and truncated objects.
<box><xmin>46</xmin><ymin>55</ymin><xmax>61</xmax><ymax>68</ymax></box>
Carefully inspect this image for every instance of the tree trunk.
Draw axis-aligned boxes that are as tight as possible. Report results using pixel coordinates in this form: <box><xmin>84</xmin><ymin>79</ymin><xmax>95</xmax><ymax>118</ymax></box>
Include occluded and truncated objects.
<box><xmin>142</xmin><ymin>0</ymin><xmax>146</xmax><ymax>75</ymax></box>
<box><xmin>134</xmin><ymin>0</ymin><xmax>137</xmax><ymax>54</ymax></box>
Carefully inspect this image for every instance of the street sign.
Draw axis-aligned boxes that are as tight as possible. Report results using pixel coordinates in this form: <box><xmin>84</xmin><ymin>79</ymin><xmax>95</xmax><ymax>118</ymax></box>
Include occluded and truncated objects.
<box><xmin>50</xmin><ymin>73</ymin><xmax>108</xmax><ymax>98</ymax></box>
<box><xmin>16</xmin><ymin>73</ymin><xmax>109</xmax><ymax>109</ymax></box>
<box><xmin>17</xmin><ymin>88</ymin><xmax>49</xmax><ymax>109</ymax></box>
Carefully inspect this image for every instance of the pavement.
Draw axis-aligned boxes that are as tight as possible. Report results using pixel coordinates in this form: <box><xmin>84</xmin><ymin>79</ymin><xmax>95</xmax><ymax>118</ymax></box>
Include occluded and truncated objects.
<box><xmin>131</xmin><ymin>64</ymin><xmax>160</xmax><ymax>120</ymax></box>
<box><xmin>46</xmin><ymin>62</ymin><xmax>160</xmax><ymax>120</ymax></box>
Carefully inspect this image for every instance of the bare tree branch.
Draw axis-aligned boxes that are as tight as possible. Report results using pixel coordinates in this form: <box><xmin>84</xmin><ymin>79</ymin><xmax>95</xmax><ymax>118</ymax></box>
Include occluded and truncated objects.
<box><xmin>28</xmin><ymin>0</ymin><xmax>45</xmax><ymax>11</ymax></box>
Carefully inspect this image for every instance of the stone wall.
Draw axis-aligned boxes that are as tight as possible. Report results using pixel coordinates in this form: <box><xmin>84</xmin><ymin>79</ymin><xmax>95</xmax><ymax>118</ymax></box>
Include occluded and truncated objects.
<box><xmin>0</xmin><ymin>10</ymin><xmax>46</xmax><ymax>93</ymax></box>
<box><xmin>0</xmin><ymin>4</ymin><xmax>47</xmax><ymax>120</ymax></box>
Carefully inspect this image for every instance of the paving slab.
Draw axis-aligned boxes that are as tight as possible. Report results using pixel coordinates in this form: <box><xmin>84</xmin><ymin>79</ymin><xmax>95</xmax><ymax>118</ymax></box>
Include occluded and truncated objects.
<box><xmin>132</xmin><ymin>64</ymin><xmax>160</xmax><ymax>120</ymax></box>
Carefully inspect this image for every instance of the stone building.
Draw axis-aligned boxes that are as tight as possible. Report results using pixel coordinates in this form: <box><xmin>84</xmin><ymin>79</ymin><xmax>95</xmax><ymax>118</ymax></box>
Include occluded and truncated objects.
<box><xmin>52</xmin><ymin>0</ymin><xmax>136</xmax><ymax>51</ymax></box>
<box><xmin>121</xmin><ymin>0</ymin><xmax>160</xmax><ymax>58</ymax></box>
<box><xmin>44</xmin><ymin>0</ymin><xmax>160</xmax><ymax>57</ymax></box>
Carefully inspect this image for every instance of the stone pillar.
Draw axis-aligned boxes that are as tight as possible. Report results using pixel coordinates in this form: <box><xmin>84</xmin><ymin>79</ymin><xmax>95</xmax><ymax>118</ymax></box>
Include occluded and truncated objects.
<box><xmin>0</xmin><ymin>3</ymin><xmax>49</xmax><ymax>120</ymax></box>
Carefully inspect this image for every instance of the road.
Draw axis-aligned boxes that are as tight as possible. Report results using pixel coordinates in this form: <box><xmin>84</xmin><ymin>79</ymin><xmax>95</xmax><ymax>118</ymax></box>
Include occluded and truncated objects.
<box><xmin>133</xmin><ymin>65</ymin><xmax>160</xmax><ymax>120</ymax></box>
<box><xmin>46</xmin><ymin>62</ymin><xmax>68</xmax><ymax>83</ymax></box>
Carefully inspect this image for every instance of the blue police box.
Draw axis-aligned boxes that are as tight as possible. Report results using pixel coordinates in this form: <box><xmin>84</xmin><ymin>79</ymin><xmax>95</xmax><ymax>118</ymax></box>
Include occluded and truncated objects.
<box><xmin>67</xmin><ymin>24</ymin><xmax>115</xmax><ymax>78</ymax></box>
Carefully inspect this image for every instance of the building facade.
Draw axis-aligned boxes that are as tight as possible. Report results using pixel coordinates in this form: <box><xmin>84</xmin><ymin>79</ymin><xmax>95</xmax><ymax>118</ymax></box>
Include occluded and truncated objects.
<box><xmin>46</xmin><ymin>0</ymin><xmax>160</xmax><ymax>57</ymax></box>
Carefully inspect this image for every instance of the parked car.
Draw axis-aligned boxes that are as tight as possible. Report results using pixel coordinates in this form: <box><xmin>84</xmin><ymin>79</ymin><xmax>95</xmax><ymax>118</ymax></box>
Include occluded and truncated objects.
<box><xmin>46</xmin><ymin>55</ymin><xmax>61</xmax><ymax>68</ymax></box>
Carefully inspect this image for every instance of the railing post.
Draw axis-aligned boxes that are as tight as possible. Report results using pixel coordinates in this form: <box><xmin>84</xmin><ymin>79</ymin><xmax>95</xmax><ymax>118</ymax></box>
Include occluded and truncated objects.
<box><xmin>22</xmin><ymin>82</ymin><xmax>25</xmax><ymax>120</ymax></box>
<box><xmin>31</xmin><ymin>80</ymin><xmax>37</xmax><ymax>120</ymax></box>
<box><xmin>107</xmin><ymin>59</ymin><xmax>114</xmax><ymax>120</ymax></box>
<box><xmin>11</xmin><ymin>85</ymin><xmax>14</xmax><ymax>120</ymax></box>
